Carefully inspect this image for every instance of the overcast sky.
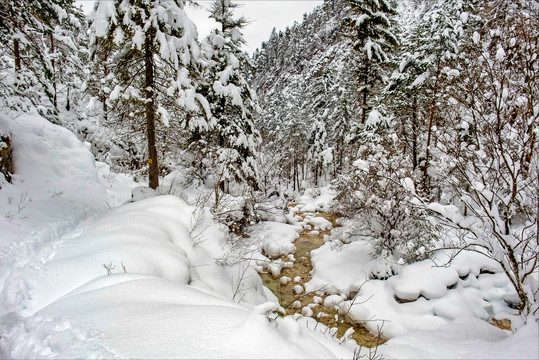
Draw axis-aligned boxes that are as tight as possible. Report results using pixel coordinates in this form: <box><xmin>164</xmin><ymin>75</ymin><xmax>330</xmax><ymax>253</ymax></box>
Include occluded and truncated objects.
<box><xmin>75</xmin><ymin>0</ymin><xmax>322</xmax><ymax>54</ymax></box>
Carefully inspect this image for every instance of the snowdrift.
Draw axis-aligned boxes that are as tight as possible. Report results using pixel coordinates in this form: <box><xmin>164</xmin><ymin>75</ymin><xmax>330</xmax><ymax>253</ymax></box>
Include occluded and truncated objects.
<box><xmin>0</xmin><ymin>113</ymin><xmax>353</xmax><ymax>358</ymax></box>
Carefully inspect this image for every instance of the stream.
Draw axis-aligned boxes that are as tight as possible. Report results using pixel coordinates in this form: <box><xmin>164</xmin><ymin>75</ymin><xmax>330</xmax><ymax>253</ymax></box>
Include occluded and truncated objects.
<box><xmin>259</xmin><ymin>211</ymin><xmax>385</xmax><ymax>348</ymax></box>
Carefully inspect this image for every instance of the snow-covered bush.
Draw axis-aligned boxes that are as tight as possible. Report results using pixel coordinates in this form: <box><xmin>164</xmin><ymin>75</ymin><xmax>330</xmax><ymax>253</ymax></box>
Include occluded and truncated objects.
<box><xmin>335</xmin><ymin>114</ymin><xmax>438</xmax><ymax>267</ymax></box>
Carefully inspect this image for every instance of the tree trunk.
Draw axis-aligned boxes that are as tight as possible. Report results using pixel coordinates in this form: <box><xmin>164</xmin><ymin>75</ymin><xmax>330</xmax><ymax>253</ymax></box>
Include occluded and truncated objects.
<box><xmin>361</xmin><ymin>88</ymin><xmax>368</xmax><ymax>124</ymax></box>
<box><xmin>102</xmin><ymin>63</ymin><xmax>109</xmax><ymax>121</ymax></box>
<box><xmin>14</xmin><ymin>38</ymin><xmax>21</xmax><ymax>89</ymax></box>
<box><xmin>361</xmin><ymin>63</ymin><xmax>369</xmax><ymax>124</ymax></box>
<box><xmin>14</xmin><ymin>38</ymin><xmax>21</xmax><ymax>72</ymax></box>
<box><xmin>314</xmin><ymin>163</ymin><xmax>319</xmax><ymax>187</ymax></box>
<box><xmin>145</xmin><ymin>33</ymin><xmax>159</xmax><ymax>190</ymax></box>
<box><xmin>423</xmin><ymin>64</ymin><xmax>440</xmax><ymax>195</ymax></box>
<box><xmin>293</xmin><ymin>155</ymin><xmax>297</xmax><ymax>192</ymax></box>
<box><xmin>50</xmin><ymin>33</ymin><xmax>57</xmax><ymax>109</ymax></box>
<box><xmin>66</xmin><ymin>87</ymin><xmax>70</xmax><ymax>111</ymax></box>
<box><xmin>412</xmin><ymin>96</ymin><xmax>418</xmax><ymax>170</ymax></box>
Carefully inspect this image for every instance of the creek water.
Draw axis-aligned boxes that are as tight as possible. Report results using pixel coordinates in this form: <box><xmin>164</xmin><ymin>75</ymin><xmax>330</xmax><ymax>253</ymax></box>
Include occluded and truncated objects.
<box><xmin>259</xmin><ymin>212</ymin><xmax>385</xmax><ymax>348</ymax></box>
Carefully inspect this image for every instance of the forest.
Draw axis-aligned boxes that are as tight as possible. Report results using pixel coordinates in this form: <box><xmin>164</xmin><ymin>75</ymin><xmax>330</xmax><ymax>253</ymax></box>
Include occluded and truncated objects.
<box><xmin>0</xmin><ymin>0</ymin><xmax>538</xmax><ymax>358</ymax></box>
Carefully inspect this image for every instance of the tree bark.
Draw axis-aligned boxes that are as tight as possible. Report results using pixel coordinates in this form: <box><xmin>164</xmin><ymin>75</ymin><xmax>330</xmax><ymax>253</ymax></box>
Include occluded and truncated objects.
<box><xmin>423</xmin><ymin>63</ymin><xmax>441</xmax><ymax>195</ymax></box>
<box><xmin>145</xmin><ymin>33</ymin><xmax>159</xmax><ymax>190</ymax></box>
<box><xmin>412</xmin><ymin>96</ymin><xmax>418</xmax><ymax>170</ymax></box>
<box><xmin>361</xmin><ymin>63</ymin><xmax>369</xmax><ymax>124</ymax></box>
<box><xmin>293</xmin><ymin>154</ymin><xmax>297</xmax><ymax>192</ymax></box>
<box><xmin>14</xmin><ymin>38</ymin><xmax>21</xmax><ymax>72</ymax></box>
<box><xmin>50</xmin><ymin>33</ymin><xmax>57</xmax><ymax>109</ymax></box>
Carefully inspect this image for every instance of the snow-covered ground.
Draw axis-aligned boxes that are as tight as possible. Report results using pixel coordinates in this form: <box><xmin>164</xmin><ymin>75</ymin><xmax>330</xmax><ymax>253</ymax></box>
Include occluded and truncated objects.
<box><xmin>0</xmin><ymin>113</ymin><xmax>354</xmax><ymax>358</ymax></box>
<box><xmin>0</xmin><ymin>112</ymin><xmax>537</xmax><ymax>359</ymax></box>
<box><xmin>294</xmin><ymin>189</ymin><xmax>539</xmax><ymax>359</ymax></box>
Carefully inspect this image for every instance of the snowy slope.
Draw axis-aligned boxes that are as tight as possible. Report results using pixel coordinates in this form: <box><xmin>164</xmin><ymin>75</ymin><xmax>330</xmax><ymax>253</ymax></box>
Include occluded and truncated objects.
<box><xmin>294</xmin><ymin>187</ymin><xmax>539</xmax><ymax>359</ymax></box>
<box><xmin>0</xmin><ymin>113</ymin><xmax>107</xmax><ymax>250</ymax></box>
<box><xmin>0</xmin><ymin>113</ymin><xmax>354</xmax><ymax>358</ymax></box>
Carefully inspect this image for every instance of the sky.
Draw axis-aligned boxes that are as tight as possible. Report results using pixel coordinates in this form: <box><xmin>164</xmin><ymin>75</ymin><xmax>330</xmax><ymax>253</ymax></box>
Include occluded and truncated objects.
<box><xmin>75</xmin><ymin>0</ymin><xmax>323</xmax><ymax>54</ymax></box>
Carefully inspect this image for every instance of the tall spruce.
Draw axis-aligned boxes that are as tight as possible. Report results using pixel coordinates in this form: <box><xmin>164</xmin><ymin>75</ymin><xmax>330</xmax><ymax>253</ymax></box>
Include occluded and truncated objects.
<box><xmin>203</xmin><ymin>0</ymin><xmax>260</xmax><ymax>197</ymax></box>
<box><xmin>342</xmin><ymin>0</ymin><xmax>398</xmax><ymax>124</ymax></box>
<box><xmin>89</xmin><ymin>0</ymin><xmax>210</xmax><ymax>189</ymax></box>
<box><xmin>385</xmin><ymin>0</ymin><xmax>466</xmax><ymax>195</ymax></box>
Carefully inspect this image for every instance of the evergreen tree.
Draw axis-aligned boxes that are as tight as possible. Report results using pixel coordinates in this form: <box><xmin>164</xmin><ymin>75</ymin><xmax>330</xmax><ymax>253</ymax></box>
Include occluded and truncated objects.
<box><xmin>342</xmin><ymin>0</ymin><xmax>398</xmax><ymax>123</ymax></box>
<box><xmin>335</xmin><ymin>111</ymin><xmax>437</xmax><ymax>273</ymax></box>
<box><xmin>385</xmin><ymin>0</ymin><xmax>468</xmax><ymax>195</ymax></box>
<box><xmin>89</xmin><ymin>0</ymin><xmax>210</xmax><ymax>189</ymax></box>
<box><xmin>307</xmin><ymin>117</ymin><xmax>328</xmax><ymax>187</ymax></box>
<box><xmin>0</xmin><ymin>0</ymin><xmax>82</xmax><ymax>115</ymax></box>
<box><xmin>202</xmin><ymin>0</ymin><xmax>260</xmax><ymax>200</ymax></box>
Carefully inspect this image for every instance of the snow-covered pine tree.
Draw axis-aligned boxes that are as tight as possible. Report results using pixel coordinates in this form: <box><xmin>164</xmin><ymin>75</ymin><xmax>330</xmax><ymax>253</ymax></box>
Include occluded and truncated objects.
<box><xmin>304</xmin><ymin>65</ymin><xmax>333</xmax><ymax>184</ymax></box>
<box><xmin>307</xmin><ymin>117</ymin><xmax>328</xmax><ymax>187</ymax></box>
<box><xmin>342</xmin><ymin>0</ymin><xmax>398</xmax><ymax>124</ymax></box>
<box><xmin>47</xmin><ymin>4</ymin><xmax>87</xmax><ymax>112</ymax></box>
<box><xmin>385</xmin><ymin>0</ymin><xmax>467</xmax><ymax>195</ymax></box>
<box><xmin>89</xmin><ymin>0</ymin><xmax>210</xmax><ymax>189</ymax></box>
<box><xmin>0</xmin><ymin>0</ymin><xmax>82</xmax><ymax>116</ymax></box>
<box><xmin>202</xmin><ymin>0</ymin><xmax>260</xmax><ymax>198</ymax></box>
<box><xmin>252</xmin><ymin>0</ymin><xmax>354</xmax><ymax>191</ymax></box>
<box><xmin>334</xmin><ymin>109</ymin><xmax>438</xmax><ymax>275</ymax></box>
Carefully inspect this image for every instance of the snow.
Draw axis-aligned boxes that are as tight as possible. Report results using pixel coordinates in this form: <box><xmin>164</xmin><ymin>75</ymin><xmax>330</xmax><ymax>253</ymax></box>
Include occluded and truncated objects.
<box><xmin>307</xmin><ymin>216</ymin><xmax>332</xmax><ymax>231</ymax></box>
<box><xmin>308</xmin><ymin>235</ymin><xmax>520</xmax><ymax>339</ymax></box>
<box><xmin>0</xmin><ymin>113</ymin><xmax>107</xmax><ymax>251</ymax></box>
<box><xmin>410</xmin><ymin>70</ymin><xmax>430</xmax><ymax>88</ymax></box>
<box><xmin>382</xmin><ymin>317</ymin><xmax>538</xmax><ymax>359</ymax></box>
<box><xmin>293</xmin><ymin>186</ymin><xmax>337</xmax><ymax>213</ymax></box>
<box><xmin>248</xmin><ymin>221</ymin><xmax>301</xmax><ymax>259</ymax></box>
<box><xmin>0</xmin><ymin>113</ymin><xmax>354</xmax><ymax>359</ymax></box>
<box><xmin>1</xmin><ymin>112</ymin><xmax>536</xmax><ymax>358</ymax></box>
<box><xmin>307</xmin><ymin>240</ymin><xmax>373</xmax><ymax>295</ymax></box>
<box><xmin>496</xmin><ymin>46</ymin><xmax>506</xmax><ymax>61</ymax></box>
<box><xmin>365</xmin><ymin>108</ymin><xmax>384</xmax><ymax>127</ymax></box>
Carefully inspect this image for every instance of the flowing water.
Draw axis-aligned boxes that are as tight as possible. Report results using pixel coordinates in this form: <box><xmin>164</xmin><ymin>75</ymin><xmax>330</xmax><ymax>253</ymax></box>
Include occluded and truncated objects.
<box><xmin>259</xmin><ymin>211</ymin><xmax>385</xmax><ymax>348</ymax></box>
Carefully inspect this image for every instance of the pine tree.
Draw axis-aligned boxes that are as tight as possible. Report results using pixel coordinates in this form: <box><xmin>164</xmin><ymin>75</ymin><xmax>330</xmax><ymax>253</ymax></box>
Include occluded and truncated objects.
<box><xmin>385</xmin><ymin>0</ymin><xmax>467</xmax><ymax>195</ymax></box>
<box><xmin>307</xmin><ymin>118</ymin><xmax>328</xmax><ymax>187</ymax></box>
<box><xmin>203</xmin><ymin>0</ymin><xmax>260</xmax><ymax>198</ymax></box>
<box><xmin>342</xmin><ymin>0</ymin><xmax>398</xmax><ymax>123</ymax></box>
<box><xmin>89</xmin><ymin>0</ymin><xmax>210</xmax><ymax>189</ymax></box>
<box><xmin>0</xmin><ymin>0</ymin><xmax>82</xmax><ymax>115</ymax></box>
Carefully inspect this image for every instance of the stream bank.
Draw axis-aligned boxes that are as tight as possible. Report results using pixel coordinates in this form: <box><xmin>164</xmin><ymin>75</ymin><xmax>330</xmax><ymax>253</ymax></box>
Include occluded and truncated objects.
<box><xmin>259</xmin><ymin>211</ymin><xmax>385</xmax><ymax>348</ymax></box>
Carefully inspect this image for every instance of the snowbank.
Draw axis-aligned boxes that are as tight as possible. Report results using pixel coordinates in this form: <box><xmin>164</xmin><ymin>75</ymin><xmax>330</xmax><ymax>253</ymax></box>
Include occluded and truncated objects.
<box><xmin>249</xmin><ymin>221</ymin><xmax>302</xmax><ymax>259</ymax></box>
<box><xmin>307</xmin><ymin>236</ymin><xmax>519</xmax><ymax>339</ymax></box>
<box><xmin>307</xmin><ymin>240</ymin><xmax>373</xmax><ymax>295</ymax></box>
<box><xmin>0</xmin><ymin>196</ymin><xmax>353</xmax><ymax>358</ymax></box>
<box><xmin>381</xmin><ymin>316</ymin><xmax>538</xmax><ymax>359</ymax></box>
<box><xmin>0</xmin><ymin>113</ymin><xmax>108</xmax><ymax>250</ymax></box>
<box><xmin>0</xmin><ymin>114</ymin><xmax>353</xmax><ymax>358</ymax></box>
<box><xmin>293</xmin><ymin>186</ymin><xmax>337</xmax><ymax>213</ymax></box>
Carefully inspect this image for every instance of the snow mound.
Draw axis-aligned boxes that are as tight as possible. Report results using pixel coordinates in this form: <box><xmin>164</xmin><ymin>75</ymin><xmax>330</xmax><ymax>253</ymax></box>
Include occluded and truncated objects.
<box><xmin>307</xmin><ymin>240</ymin><xmax>373</xmax><ymax>295</ymax></box>
<box><xmin>306</xmin><ymin>234</ymin><xmax>517</xmax><ymax>339</ymax></box>
<box><xmin>306</xmin><ymin>216</ymin><xmax>332</xmax><ymax>231</ymax></box>
<box><xmin>0</xmin><ymin>113</ymin><xmax>107</xmax><ymax>250</ymax></box>
<box><xmin>249</xmin><ymin>221</ymin><xmax>301</xmax><ymax>259</ymax></box>
<box><xmin>0</xmin><ymin>195</ymin><xmax>351</xmax><ymax>358</ymax></box>
<box><xmin>382</xmin><ymin>317</ymin><xmax>538</xmax><ymax>359</ymax></box>
<box><xmin>294</xmin><ymin>186</ymin><xmax>337</xmax><ymax>213</ymax></box>
<box><xmin>345</xmin><ymin>251</ymin><xmax>514</xmax><ymax>338</ymax></box>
